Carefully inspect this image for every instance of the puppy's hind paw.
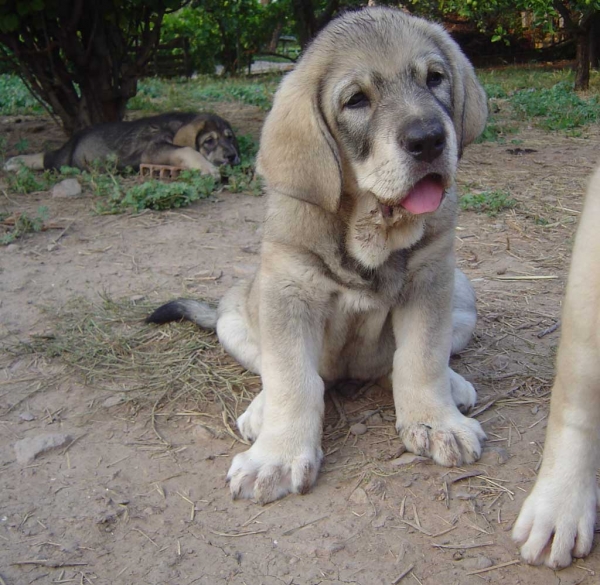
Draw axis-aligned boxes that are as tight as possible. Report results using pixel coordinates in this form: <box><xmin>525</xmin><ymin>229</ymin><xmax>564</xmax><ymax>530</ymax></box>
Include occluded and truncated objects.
<box><xmin>236</xmin><ymin>391</ymin><xmax>265</xmax><ymax>443</ymax></box>
<box><xmin>448</xmin><ymin>368</ymin><xmax>477</xmax><ymax>413</ymax></box>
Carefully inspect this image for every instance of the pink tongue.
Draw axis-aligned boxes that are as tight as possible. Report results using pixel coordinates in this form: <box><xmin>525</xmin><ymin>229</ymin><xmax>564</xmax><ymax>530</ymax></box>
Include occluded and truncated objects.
<box><xmin>399</xmin><ymin>177</ymin><xmax>444</xmax><ymax>215</ymax></box>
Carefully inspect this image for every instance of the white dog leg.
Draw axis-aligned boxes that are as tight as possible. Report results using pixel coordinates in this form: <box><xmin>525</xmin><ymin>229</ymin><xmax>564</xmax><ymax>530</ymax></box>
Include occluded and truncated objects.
<box><xmin>513</xmin><ymin>166</ymin><xmax>600</xmax><ymax>568</ymax></box>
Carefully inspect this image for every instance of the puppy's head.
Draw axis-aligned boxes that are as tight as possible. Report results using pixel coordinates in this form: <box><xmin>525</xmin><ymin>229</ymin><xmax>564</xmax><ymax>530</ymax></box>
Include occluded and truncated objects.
<box><xmin>173</xmin><ymin>114</ymin><xmax>240</xmax><ymax>166</ymax></box>
<box><xmin>258</xmin><ymin>8</ymin><xmax>487</xmax><ymax>266</ymax></box>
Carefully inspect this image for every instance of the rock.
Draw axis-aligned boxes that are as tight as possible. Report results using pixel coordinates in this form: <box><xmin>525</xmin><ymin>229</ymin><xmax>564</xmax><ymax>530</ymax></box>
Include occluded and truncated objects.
<box><xmin>5</xmin><ymin>244</ymin><xmax>20</xmax><ymax>253</ymax></box>
<box><xmin>454</xmin><ymin>489</ymin><xmax>476</xmax><ymax>500</ymax></box>
<box><xmin>349</xmin><ymin>487</ymin><xmax>368</xmax><ymax>505</ymax></box>
<box><xmin>390</xmin><ymin>452</ymin><xmax>428</xmax><ymax>467</ymax></box>
<box><xmin>314</xmin><ymin>542</ymin><xmax>345</xmax><ymax>558</ymax></box>
<box><xmin>52</xmin><ymin>178</ymin><xmax>82</xmax><ymax>198</ymax></box>
<box><xmin>14</xmin><ymin>432</ymin><xmax>73</xmax><ymax>464</ymax></box>
<box><xmin>350</xmin><ymin>423</ymin><xmax>367</xmax><ymax>436</ymax></box>
<box><xmin>464</xmin><ymin>556</ymin><xmax>494</xmax><ymax>570</ymax></box>
<box><xmin>479</xmin><ymin>446</ymin><xmax>510</xmax><ymax>465</ymax></box>
<box><xmin>129</xmin><ymin>294</ymin><xmax>145</xmax><ymax>303</ymax></box>
<box><xmin>366</xmin><ymin>478</ymin><xmax>386</xmax><ymax>495</ymax></box>
<box><xmin>233</xmin><ymin>264</ymin><xmax>256</xmax><ymax>277</ymax></box>
<box><xmin>369</xmin><ymin>413</ymin><xmax>383</xmax><ymax>425</ymax></box>
<box><xmin>193</xmin><ymin>424</ymin><xmax>216</xmax><ymax>441</ymax></box>
<box><xmin>372</xmin><ymin>514</ymin><xmax>388</xmax><ymax>528</ymax></box>
<box><xmin>102</xmin><ymin>395</ymin><xmax>126</xmax><ymax>408</ymax></box>
<box><xmin>19</xmin><ymin>412</ymin><xmax>35</xmax><ymax>421</ymax></box>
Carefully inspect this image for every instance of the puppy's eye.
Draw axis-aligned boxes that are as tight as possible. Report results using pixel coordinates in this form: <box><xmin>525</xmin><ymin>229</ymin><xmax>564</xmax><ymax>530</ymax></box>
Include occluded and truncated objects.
<box><xmin>345</xmin><ymin>92</ymin><xmax>370</xmax><ymax>109</ymax></box>
<box><xmin>426</xmin><ymin>71</ymin><xmax>444</xmax><ymax>88</ymax></box>
<box><xmin>203</xmin><ymin>137</ymin><xmax>217</xmax><ymax>148</ymax></box>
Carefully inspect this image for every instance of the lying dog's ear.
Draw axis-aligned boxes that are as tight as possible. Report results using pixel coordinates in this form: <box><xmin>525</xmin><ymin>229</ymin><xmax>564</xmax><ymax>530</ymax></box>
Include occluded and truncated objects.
<box><xmin>257</xmin><ymin>73</ymin><xmax>342</xmax><ymax>214</ymax></box>
<box><xmin>440</xmin><ymin>35</ymin><xmax>488</xmax><ymax>153</ymax></box>
<box><xmin>173</xmin><ymin>119</ymin><xmax>207</xmax><ymax>148</ymax></box>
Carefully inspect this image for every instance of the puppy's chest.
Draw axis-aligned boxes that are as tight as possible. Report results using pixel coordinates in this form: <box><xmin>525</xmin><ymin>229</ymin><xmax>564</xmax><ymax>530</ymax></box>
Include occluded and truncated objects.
<box><xmin>336</xmin><ymin>251</ymin><xmax>408</xmax><ymax>312</ymax></box>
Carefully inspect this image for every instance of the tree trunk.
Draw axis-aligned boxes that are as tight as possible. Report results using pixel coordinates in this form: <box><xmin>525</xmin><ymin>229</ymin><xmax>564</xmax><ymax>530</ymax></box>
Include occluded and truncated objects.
<box><xmin>574</xmin><ymin>30</ymin><xmax>591</xmax><ymax>91</ymax></box>
<box><xmin>0</xmin><ymin>0</ymin><xmax>164</xmax><ymax>135</ymax></box>
<box><xmin>268</xmin><ymin>21</ymin><xmax>283</xmax><ymax>53</ymax></box>
<box><xmin>591</xmin><ymin>12</ymin><xmax>600</xmax><ymax>70</ymax></box>
<box><xmin>291</xmin><ymin>0</ymin><xmax>318</xmax><ymax>49</ymax></box>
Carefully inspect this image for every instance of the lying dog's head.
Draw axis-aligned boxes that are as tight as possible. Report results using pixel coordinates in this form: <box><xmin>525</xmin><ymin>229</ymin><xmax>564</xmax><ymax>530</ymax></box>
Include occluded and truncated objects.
<box><xmin>173</xmin><ymin>114</ymin><xmax>240</xmax><ymax>167</ymax></box>
<box><xmin>257</xmin><ymin>8</ymin><xmax>487</xmax><ymax>267</ymax></box>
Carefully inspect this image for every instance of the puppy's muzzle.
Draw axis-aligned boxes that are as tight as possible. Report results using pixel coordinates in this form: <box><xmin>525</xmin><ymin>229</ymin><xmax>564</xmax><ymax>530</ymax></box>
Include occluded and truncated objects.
<box><xmin>400</xmin><ymin>118</ymin><xmax>446</xmax><ymax>163</ymax></box>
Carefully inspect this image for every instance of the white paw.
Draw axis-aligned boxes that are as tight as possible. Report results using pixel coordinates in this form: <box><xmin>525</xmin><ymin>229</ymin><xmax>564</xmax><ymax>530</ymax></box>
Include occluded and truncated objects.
<box><xmin>237</xmin><ymin>391</ymin><xmax>265</xmax><ymax>442</ymax></box>
<box><xmin>513</xmin><ymin>473</ymin><xmax>598</xmax><ymax>568</ymax></box>
<box><xmin>396</xmin><ymin>407</ymin><xmax>486</xmax><ymax>466</ymax></box>
<box><xmin>227</xmin><ymin>433</ymin><xmax>323</xmax><ymax>504</ymax></box>
<box><xmin>449</xmin><ymin>368</ymin><xmax>477</xmax><ymax>413</ymax></box>
<box><xmin>4</xmin><ymin>157</ymin><xmax>21</xmax><ymax>172</ymax></box>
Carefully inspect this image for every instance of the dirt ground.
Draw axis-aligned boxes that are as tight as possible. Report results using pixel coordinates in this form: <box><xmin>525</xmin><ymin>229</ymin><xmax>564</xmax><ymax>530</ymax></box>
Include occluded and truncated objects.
<box><xmin>1</xmin><ymin>102</ymin><xmax>600</xmax><ymax>585</ymax></box>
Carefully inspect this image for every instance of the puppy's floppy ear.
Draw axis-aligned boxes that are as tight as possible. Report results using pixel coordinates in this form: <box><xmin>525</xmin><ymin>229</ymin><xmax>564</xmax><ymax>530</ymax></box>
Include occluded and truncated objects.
<box><xmin>440</xmin><ymin>35</ymin><xmax>488</xmax><ymax>152</ymax></box>
<box><xmin>173</xmin><ymin>119</ymin><xmax>207</xmax><ymax>148</ymax></box>
<box><xmin>256</xmin><ymin>73</ymin><xmax>342</xmax><ymax>214</ymax></box>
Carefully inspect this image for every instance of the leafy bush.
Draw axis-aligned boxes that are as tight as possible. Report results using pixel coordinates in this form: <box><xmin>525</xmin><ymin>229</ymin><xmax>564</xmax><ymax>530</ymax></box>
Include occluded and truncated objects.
<box><xmin>0</xmin><ymin>74</ymin><xmax>43</xmax><ymax>115</ymax></box>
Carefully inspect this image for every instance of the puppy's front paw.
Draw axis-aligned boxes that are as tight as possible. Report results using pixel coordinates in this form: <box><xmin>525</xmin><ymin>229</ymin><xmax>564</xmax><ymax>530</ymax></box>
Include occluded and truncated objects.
<box><xmin>397</xmin><ymin>408</ymin><xmax>485</xmax><ymax>466</ymax></box>
<box><xmin>227</xmin><ymin>434</ymin><xmax>323</xmax><ymax>504</ymax></box>
<box><xmin>236</xmin><ymin>391</ymin><xmax>265</xmax><ymax>442</ymax></box>
<box><xmin>513</xmin><ymin>473</ymin><xmax>598</xmax><ymax>568</ymax></box>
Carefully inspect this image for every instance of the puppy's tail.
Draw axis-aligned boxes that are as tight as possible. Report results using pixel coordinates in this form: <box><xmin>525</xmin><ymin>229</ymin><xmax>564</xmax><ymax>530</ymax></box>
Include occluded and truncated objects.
<box><xmin>146</xmin><ymin>299</ymin><xmax>217</xmax><ymax>330</ymax></box>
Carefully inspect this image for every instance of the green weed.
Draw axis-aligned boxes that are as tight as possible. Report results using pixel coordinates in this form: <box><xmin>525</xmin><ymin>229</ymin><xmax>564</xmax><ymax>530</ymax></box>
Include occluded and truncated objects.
<box><xmin>6</xmin><ymin>165</ymin><xmax>54</xmax><ymax>194</ymax></box>
<box><xmin>460</xmin><ymin>190</ymin><xmax>517</xmax><ymax>216</ymax></box>
<box><xmin>510</xmin><ymin>81</ymin><xmax>600</xmax><ymax>131</ymax></box>
<box><xmin>0</xmin><ymin>135</ymin><xmax>7</xmax><ymax>162</ymax></box>
<box><xmin>96</xmin><ymin>170</ymin><xmax>216</xmax><ymax>213</ymax></box>
<box><xmin>475</xmin><ymin>116</ymin><xmax>518</xmax><ymax>143</ymax></box>
<box><xmin>14</xmin><ymin>138</ymin><xmax>29</xmax><ymax>154</ymax></box>
<box><xmin>129</xmin><ymin>75</ymin><xmax>280</xmax><ymax>112</ymax></box>
<box><xmin>1</xmin><ymin>206</ymin><xmax>49</xmax><ymax>245</ymax></box>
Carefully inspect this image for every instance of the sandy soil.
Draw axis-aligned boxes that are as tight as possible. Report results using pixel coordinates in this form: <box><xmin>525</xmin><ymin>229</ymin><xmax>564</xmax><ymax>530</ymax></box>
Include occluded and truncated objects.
<box><xmin>1</xmin><ymin>104</ymin><xmax>599</xmax><ymax>585</ymax></box>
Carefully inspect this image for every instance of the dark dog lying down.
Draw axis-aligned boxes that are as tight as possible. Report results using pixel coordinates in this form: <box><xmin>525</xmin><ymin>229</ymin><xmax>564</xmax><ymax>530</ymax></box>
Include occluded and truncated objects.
<box><xmin>4</xmin><ymin>112</ymin><xmax>240</xmax><ymax>179</ymax></box>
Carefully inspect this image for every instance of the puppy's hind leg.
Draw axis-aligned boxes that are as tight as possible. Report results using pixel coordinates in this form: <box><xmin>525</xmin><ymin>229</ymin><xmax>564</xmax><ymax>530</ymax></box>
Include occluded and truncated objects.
<box><xmin>216</xmin><ymin>284</ymin><xmax>265</xmax><ymax>442</ymax></box>
<box><xmin>451</xmin><ymin>268</ymin><xmax>477</xmax><ymax>355</ymax></box>
<box><xmin>4</xmin><ymin>153</ymin><xmax>45</xmax><ymax>172</ymax></box>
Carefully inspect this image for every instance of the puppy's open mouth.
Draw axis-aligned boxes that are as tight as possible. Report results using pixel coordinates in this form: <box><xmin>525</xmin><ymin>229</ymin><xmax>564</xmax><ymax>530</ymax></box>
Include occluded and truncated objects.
<box><xmin>379</xmin><ymin>174</ymin><xmax>445</xmax><ymax>217</ymax></box>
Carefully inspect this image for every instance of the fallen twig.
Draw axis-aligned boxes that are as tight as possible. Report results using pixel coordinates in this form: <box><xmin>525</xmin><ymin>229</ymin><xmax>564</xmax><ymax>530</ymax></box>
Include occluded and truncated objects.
<box><xmin>391</xmin><ymin>563</ymin><xmax>414</xmax><ymax>584</ymax></box>
<box><xmin>282</xmin><ymin>515</ymin><xmax>329</xmax><ymax>536</ymax></box>
<box><xmin>207</xmin><ymin>528</ymin><xmax>268</xmax><ymax>537</ymax></box>
<box><xmin>11</xmin><ymin>559</ymin><xmax>87</xmax><ymax>568</ymax></box>
<box><xmin>466</xmin><ymin>559</ymin><xmax>520</xmax><ymax>575</ymax></box>
<box><xmin>537</xmin><ymin>321</ymin><xmax>560</xmax><ymax>338</ymax></box>
<box><xmin>432</xmin><ymin>541</ymin><xmax>494</xmax><ymax>550</ymax></box>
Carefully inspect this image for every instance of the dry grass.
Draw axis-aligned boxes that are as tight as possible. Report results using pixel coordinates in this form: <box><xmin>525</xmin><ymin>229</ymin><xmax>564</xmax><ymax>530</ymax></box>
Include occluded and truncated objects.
<box><xmin>3</xmin><ymin>296</ymin><xmax>260</xmax><ymax>435</ymax></box>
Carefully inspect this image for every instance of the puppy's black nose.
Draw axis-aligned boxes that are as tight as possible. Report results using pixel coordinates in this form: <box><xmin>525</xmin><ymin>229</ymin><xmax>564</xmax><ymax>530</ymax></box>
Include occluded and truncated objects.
<box><xmin>402</xmin><ymin>119</ymin><xmax>446</xmax><ymax>163</ymax></box>
<box><xmin>227</xmin><ymin>152</ymin><xmax>240</xmax><ymax>165</ymax></box>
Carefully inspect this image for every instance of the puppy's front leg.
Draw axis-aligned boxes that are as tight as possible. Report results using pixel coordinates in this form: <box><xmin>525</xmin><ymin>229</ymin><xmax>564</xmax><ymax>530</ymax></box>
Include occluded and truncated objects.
<box><xmin>392</xmin><ymin>259</ymin><xmax>485</xmax><ymax>466</ymax></box>
<box><xmin>513</xmin><ymin>166</ymin><xmax>600</xmax><ymax>568</ymax></box>
<box><xmin>227</xmin><ymin>255</ymin><xmax>329</xmax><ymax>504</ymax></box>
